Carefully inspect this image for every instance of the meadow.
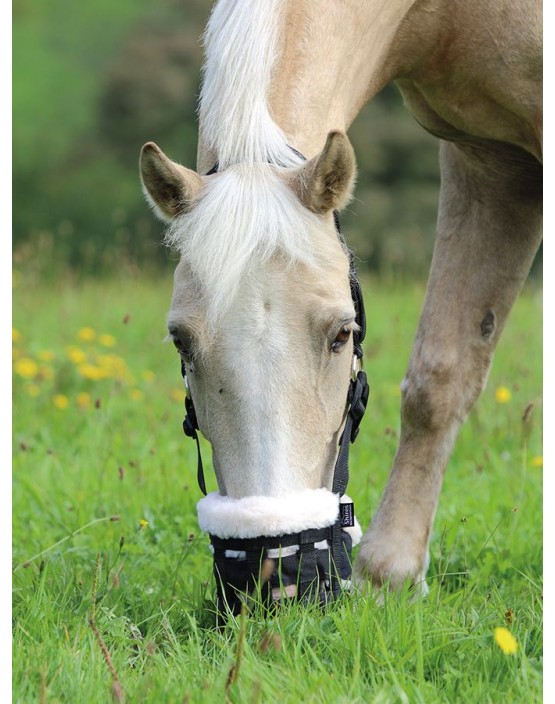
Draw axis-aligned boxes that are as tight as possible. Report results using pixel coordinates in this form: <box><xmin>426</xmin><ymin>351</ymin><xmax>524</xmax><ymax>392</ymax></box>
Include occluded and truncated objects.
<box><xmin>12</xmin><ymin>272</ymin><xmax>542</xmax><ymax>703</ymax></box>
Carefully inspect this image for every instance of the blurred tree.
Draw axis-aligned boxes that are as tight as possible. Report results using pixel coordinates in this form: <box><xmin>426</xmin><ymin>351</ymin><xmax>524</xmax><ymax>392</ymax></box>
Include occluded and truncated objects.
<box><xmin>98</xmin><ymin>11</ymin><xmax>205</xmax><ymax>166</ymax></box>
<box><xmin>12</xmin><ymin>0</ymin><xmax>540</xmax><ymax>280</ymax></box>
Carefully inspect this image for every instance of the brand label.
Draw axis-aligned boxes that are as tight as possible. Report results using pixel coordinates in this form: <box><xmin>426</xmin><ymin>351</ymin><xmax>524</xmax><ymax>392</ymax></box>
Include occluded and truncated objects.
<box><xmin>340</xmin><ymin>502</ymin><xmax>355</xmax><ymax>528</ymax></box>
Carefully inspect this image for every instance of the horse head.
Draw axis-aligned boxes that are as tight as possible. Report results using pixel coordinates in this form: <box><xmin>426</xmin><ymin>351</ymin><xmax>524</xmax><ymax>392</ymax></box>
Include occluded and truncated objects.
<box><xmin>140</xmin><ymin>132</ymin><xmax>366</xmax><ymax>610</ymax></box>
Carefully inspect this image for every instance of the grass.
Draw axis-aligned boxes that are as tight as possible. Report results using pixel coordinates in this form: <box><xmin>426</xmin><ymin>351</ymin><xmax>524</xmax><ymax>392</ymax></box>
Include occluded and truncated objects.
<box><xmin>12</xmin><ymin>271</ymin><xmax>542</xmax><ymax>703</ymax></box>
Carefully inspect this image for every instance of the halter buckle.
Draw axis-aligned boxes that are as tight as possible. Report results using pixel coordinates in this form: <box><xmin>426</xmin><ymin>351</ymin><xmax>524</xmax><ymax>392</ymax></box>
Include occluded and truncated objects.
<box><xmin>351</xmin><ymin>353</ymin><xmax>359</xmax><ymax>381</ymax></box>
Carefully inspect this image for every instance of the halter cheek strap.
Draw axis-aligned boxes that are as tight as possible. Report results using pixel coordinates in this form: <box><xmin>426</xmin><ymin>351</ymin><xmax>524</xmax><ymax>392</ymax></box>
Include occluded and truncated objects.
<box><xmin>181</xmin><ymin>362</ymin><xmax>207</xmax><ymax>496</ymax></box>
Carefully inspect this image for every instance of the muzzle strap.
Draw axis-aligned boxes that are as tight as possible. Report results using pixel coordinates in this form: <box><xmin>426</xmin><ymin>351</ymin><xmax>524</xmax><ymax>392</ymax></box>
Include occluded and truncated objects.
<box><xmin>209</xmin><ymin>524</ymin><xmax>355</xmax><ymax>613</ymax></box>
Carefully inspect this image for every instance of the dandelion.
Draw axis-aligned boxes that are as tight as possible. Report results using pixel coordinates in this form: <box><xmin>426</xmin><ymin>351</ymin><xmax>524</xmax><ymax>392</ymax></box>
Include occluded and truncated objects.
<box><xmin>12</xmin><ymin>328</ymin><xmax>21</xmax><ymax>343</ymax></box>
<box><xmin>141</xmin><ymin>370</ymin><xmax>155</xmax><ymax>383</ymax></box>
<box><xmin>139</xmin><ymin>519</ymin><xmax>149</xmax><ymax>528</ymax></box>
<box><xmin>494</xmin><ymin>627</ymin><xmax>518</xmax><ymax>655</ymax></box>
<box><xmin>99</xmin><ymin>333</ymin><xmax>116</xmax><ymax>347</ymax></box>
<box><xmin>38</xmin><ymin>350</ymin><xmax>55</xmax><ymax>362</ymax></box>
<box><xmin>77</xmin><ymin>327</ymin><xmax>96</xmax><ymax>342</ymax></box>
<box><xmin>53</xmin><ymin>394</ymin><xmax>70</xmax><ymax>410</ymax></box>
<box><xmin>495</xmin><ymin>386</ymin><xmax>512</xmax><ymax>404</ymax></box>
<box><xmin>66</xmin><ymin>346</ymin><xmax>86</xmax><ymax>365</ymax></box>
<box><xmin>531</xmin><ymin>456</ymin><xmax>543</xmax><ymax>468</ymax></box>
<box><xmin>25</xmin><ymin>384</ymin><xmax>41</xmax><ymax>398</ymax></box>
<box><xmin>14</xmin><ymin>357</ymin><xmax>38</xmax><ymax>379</ymax></box>
<box><xmin>76</xmin><ymin>392</ymin><xmax>91</xmax><ymax>408</ymax></box>
<box><xmin>170</xmin><ymin>388</ymin><xmax>183</xmax><ymax>402</ymax></box>
<box><xmin>96</xmin><ymin>354</ymin><xmax>131</xmax><ymax>381</ymax></box>
<box><xmin>77</xmin><ymin>364</ymin><xmax>107</xmax><ymax>381</ymax></box>
<box><xmin>130</xmin><ymin>389</ymin><xmax>144</xmax><ymax>401</ymax></box>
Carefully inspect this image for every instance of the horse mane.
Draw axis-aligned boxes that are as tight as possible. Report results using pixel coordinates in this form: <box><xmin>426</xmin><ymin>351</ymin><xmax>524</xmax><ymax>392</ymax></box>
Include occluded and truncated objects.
<box><xmin>199</xmin><ymin>0</ymin><xmax>302</xmax><ymax>169</ymax></box>
<box><xmin>165</xmin><ymin>1</ymin><xmax>342</xmax><ymax>328</ymax></box>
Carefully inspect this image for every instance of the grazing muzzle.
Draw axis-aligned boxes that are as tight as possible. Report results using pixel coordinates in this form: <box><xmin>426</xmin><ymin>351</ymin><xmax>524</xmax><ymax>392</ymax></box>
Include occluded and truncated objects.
<box><xmin>179</xmin><ymin>198</ymin><xmax>369</xmax><ymax>614</ymax></box>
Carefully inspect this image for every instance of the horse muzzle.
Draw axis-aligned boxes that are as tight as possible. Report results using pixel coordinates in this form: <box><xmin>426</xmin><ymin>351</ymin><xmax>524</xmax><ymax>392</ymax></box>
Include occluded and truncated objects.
<box><xmin>197</xmin><ymin>489</ymin><xmax>362</xmax><ymax>614</ymax></box>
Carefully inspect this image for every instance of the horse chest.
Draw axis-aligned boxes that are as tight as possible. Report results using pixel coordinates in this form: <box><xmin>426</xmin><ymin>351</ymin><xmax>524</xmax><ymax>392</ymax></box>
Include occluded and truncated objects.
<box><xmin>395</xmin><ymin>78</ymin><xmax>541</xmax><ymax>162</ymax></box>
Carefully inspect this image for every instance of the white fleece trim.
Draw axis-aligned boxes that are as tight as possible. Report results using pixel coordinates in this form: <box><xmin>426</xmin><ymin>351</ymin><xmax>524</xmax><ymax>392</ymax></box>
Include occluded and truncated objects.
<box><xmin>197</xmin><ymin>488</ymin><xmax>340</xmax><ymax>539</ymax></box>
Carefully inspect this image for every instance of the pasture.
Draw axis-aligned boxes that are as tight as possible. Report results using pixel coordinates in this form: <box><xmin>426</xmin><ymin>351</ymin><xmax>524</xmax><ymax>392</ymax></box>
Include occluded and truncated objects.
<box><xmin>12</xmin><ymin>273</ymin><xmax>542</xmax><ymax>703</ymax></box>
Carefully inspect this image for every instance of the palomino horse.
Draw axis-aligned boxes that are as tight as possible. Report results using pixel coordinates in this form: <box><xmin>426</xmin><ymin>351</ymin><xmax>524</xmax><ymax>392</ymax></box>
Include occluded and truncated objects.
<box><xmin>140</xmin><ymin>0</ymin><xmax>542</xmax><ymax>606</ymax></box>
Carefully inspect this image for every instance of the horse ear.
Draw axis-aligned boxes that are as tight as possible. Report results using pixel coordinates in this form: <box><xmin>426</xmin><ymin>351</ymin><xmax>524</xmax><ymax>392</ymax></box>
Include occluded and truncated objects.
<box><xmin>140</xmin><ymin>142</ymin><xmax>203</xmax><ymax>221</ymax></box>
<box><xmin>293</xmin><ymin>131</ymin><xmax>356</xmax><ymax>214</ymax></box>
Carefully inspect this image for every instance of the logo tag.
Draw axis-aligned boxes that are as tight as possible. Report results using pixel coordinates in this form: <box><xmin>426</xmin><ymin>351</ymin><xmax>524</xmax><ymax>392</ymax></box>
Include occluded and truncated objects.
<box><xmin>340</xmin><ymin>502</ymin><xmax>355</xmax><ymax>528</ymax></box>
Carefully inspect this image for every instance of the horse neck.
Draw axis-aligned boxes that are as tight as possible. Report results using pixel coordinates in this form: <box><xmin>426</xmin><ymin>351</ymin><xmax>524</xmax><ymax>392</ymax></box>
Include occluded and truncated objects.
<box><xmin>267</xmin><ymin>0</ymin><xmax>418</xmax><ymax>158</ymax></box>
<box><xmin>196</xmin><ymin>0</ymin><xmax>424</xmax><ymax>172</ymax></box>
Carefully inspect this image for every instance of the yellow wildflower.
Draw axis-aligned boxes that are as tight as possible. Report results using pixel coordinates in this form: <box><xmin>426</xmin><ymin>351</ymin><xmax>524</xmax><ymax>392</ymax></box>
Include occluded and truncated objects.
<box><xmin>495</xmin><ymin>386</ymin><xmax>512</xmax><ymax>404</ymax></box>
<box><xmin>14</xmin><ymin>357</ymin><xmax>38</xmax><ymax>379</ymax></box>
<box><xmin>494</xmin><ymin>627</ymin><xmax>518</xmax><ymax>655</ymax></box>
<box><xmin>78</xmin><ymin>364</ymin><xmax>106</xmax><ymax>381</ymax></box>
<box><xmin>25</xmin><ymin>384</ymin><xmax>41</xmax><ymax>398</ymax></box>
<box><xmin>53</xmin><ymin>394</ymin><xmax>70</xmax><ymax>410</ymax></box>
<box><xmin>98</xmin><ymin>333</ymin><xmax>116</xmax><ymax>347</ymax></box>
<box><xmin>77</xmin><ymin>327</ymin><xmax>96</xmax><ymax>342</ymax></box>
<box><xmin>139</xmin><ymin>518</ymin><xmax>149</xmax><ymax>528</ymax></box>
<box><xmin>38</xmin><ymin>350</ymin><xmax>55</xmax><ymax>362</ymax></box>
<box><xmin>531</xmin><ymin>456</ymin><xmax>543</xmax><ymax>468</ymax></box>
<box><xmin>96</xmin><ymin>354</ymin><xmax>130</xmax><ymax>381</ymax></box>
<box><xmin>141</xmin><ymin>370</ymin><xmax>156</xmax><ymax>383</ymax></box>
<box><xmin>12</xmin><ymin>328</ymin><xmax>21</xmax><ymax>343</ymax></box>
<box><xmin>76</xmin><ymin>392</ymin><xmax>91</xmax><ymax>408</ymax></box>
<box><xmin>66</xmin><ymin>346</ymin><xmax>87</xmax><ymax>365</ymax></box>
<box><xmin>170</xmin><ymin>388</ymin><xmax>183</xmax><ymax>402</ymax></box>
<box><xmin>130</xmin><ymin>388</ymin><xmax>144</xmax><ymax>401</ymax></box>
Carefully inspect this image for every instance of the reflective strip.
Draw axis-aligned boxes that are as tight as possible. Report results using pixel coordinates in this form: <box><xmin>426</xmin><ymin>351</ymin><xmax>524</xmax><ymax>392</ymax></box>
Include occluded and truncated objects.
<box><xmin>211</xmin><ymin>538</ymin><xmax>332</xmax><ymax>559</ymax></box>
<box><xmin>225</xmin><ymin>549</ymin><xmax>247</xmax><ymax>559</ymax></box>
<box><xmin>208</xmin><ymin>544</ymin><xmax>247</xmax><ymax>560</ymax></box>
<box><xmin>266</xmin><ymin>544</ymin><xmax>299</xmax><ymax>558</ymax></box>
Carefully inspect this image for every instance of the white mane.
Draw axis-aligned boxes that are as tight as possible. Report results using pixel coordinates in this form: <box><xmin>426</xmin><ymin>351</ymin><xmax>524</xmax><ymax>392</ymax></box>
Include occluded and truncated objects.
<box><xmin>199</xmin><ymin>0</ymin><xmax>302</xmax><ymax>169</ymax></box>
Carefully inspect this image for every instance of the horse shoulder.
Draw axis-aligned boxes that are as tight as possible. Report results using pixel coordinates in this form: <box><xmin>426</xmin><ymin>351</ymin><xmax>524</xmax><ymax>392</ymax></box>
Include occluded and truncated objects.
<box><xmin>392</xmin><ymin>0</ymin><xmax>542</xmax><ymax>160</ymax></box>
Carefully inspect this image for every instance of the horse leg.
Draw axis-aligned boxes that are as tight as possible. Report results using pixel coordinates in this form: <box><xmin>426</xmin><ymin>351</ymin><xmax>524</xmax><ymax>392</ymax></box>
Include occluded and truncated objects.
<box><xmin>354</xmin><ymin>140</ymin><xmax>542</xmax><ymax>592</ymax></box>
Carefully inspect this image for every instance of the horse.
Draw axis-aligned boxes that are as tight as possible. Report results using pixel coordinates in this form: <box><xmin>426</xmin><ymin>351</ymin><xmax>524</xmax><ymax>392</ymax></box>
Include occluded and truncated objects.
<box><xmin>139</xmin><ymin>0</ymin><xmax>542</xmax><ymax>609</ymax></box>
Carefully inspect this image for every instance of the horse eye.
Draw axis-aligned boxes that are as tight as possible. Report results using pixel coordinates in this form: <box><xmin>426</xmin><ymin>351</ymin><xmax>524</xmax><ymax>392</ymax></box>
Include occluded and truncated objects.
<box><xmin>331</xmin><ymin>325</ymin><xmax>352</xmax><ymax>352</ymax></box>
<box><xmin>169</xmin><ymin>329</ymin><xmax>191</xmax><ymax>358</ymax></box>
<box><xmin>172</xmin><ymin>335</ymin><xmax>186</xmax><ymax>352</ymax></box>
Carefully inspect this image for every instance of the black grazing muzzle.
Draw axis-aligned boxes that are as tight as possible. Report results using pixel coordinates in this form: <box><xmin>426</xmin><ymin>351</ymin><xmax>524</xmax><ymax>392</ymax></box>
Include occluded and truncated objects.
<box><xmin>179</xmin><ymin>164</ymin><xmax>369</xmax><ymax>615</ymax></box>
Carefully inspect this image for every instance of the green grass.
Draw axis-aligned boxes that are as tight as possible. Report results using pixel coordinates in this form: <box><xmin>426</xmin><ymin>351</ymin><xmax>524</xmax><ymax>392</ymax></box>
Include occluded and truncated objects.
<box><xmin>12</xmin><ymin>272</ymin><xmax>542</xmax><ymax>703</ymax></box>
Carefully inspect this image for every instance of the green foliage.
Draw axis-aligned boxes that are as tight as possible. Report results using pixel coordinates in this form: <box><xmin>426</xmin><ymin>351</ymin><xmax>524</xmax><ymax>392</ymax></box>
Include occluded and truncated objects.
<box><xmin>15</xmin><ymin>1</ymin><xmax>538</xmax><ymax>280</ymax></box>
<box><xmin>12</xmin><ymin>275</ymin><xmax>542</xmax><ymax>702</ymax></box>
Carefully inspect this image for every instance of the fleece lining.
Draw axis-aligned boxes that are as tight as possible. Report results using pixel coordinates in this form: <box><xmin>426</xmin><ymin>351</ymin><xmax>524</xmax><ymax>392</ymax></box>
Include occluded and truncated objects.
<box><xmin>197</xmin><ymin>488</ymin><xmax>361</xmax><ymax>545</ymax></box>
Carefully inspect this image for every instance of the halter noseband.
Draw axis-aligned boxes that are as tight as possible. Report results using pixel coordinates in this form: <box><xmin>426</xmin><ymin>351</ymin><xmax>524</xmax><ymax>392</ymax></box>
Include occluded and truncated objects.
<box><xmin>179</xmin><ymin>155</ymin><xmax>369</xmax><ymax>614</ymax></box>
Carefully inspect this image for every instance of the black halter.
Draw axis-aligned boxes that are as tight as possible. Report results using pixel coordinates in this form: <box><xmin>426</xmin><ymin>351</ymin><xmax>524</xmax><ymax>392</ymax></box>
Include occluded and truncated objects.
<box><xmin>179</xmin><ymin>156</ymin><xmax>369</xmax><ymax>614</ymax></box>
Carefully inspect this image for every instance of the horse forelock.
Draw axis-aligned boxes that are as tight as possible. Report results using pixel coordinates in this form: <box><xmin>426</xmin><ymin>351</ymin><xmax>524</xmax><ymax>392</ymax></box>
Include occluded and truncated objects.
<box><xmin>200</xmin><ymin>0</ymin><xmax>302</xmax><ymax>169</ymax></box>
<box><xmin>171</xmin><ymin>1</ymin><xmax>348</xmax><ymax>331</ymax></box>
<box><xmin>165</xmin><ymin>164</ymin><xmax>339</xmax><ymax>329</ymax></box>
